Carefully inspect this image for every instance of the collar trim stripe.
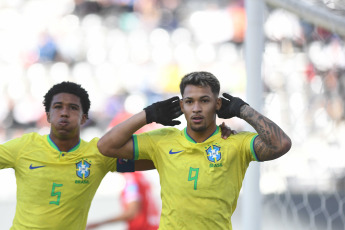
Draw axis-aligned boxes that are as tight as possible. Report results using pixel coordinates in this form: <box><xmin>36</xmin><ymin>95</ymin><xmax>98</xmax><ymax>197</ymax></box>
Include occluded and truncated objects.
<box><xmin>47</xmin><ymin>135</ymin><xmax>81</xmax><ymax>152</ymax></box>
<box><xmin>183</xmin><ymin>126</ymin><xmax>220</xmax><ymax>143</ymax></box>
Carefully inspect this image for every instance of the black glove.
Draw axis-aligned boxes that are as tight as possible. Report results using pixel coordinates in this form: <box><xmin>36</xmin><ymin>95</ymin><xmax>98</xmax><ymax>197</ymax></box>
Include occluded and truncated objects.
<box><xmin>217</xmin><ymin>93</ymin><xmax>248</xmax><ymax>119</ymax></box>
<box><xmin>144</xmin><ymin>96</ymin><xmax>183</xmax><ymax>126</ymax></box>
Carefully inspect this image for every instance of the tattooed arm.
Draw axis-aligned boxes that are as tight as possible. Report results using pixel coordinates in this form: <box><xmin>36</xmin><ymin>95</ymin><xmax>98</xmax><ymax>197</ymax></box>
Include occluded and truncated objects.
<box><xmin>240</xmin><ymin>105</ymin><xmax>291</xmax><ymax>161</ymax></box>
<box><xmin>217</xmin><ymin>93</ymin><xmax>292</xmax><ymax>162</ymax></box>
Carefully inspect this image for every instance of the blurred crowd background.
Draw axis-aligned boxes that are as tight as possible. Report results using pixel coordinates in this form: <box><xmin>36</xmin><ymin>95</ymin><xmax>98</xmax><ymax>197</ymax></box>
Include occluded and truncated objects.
<box><xmin>0</xmin><ymin>0</ymin><xmax>250</xmax><ymax>142</ymax></box>
<box><xmin>0</xmin><ymin>0</ymin><xmax>344</xmax><ymax>229</ymax></box>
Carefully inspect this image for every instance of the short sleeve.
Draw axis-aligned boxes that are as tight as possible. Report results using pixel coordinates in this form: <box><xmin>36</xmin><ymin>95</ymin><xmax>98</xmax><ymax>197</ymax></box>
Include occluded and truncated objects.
<box><xmin>0</xmin><ymin>136</ymin><xmax>24</xmax><ymax>169</ymax></box>
<box><xmin>133</xmin><ymin>130</ymin><xmax>161</xmax><ymax>161</ymax></box>
<box><xmin>235</xmin><ymin>132</ymin><xmax>259</xmax><ymax>163</ymax></box>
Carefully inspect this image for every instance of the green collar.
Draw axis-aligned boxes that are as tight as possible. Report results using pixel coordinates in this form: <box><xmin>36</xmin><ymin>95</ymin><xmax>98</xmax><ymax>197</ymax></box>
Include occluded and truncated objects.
<box><xmin>47</xmin><ymin>135</ymin><xmax>81</xmax><ymax>152</ymax></box>
<box><xmin>184</xmin><ymin>126</ymin><xmax>220</xmax><ymax>143</ymax></box>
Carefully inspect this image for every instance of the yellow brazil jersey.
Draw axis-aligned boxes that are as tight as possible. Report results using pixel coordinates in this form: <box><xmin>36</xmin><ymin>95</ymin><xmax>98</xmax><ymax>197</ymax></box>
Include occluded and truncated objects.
<box><xmin>0</xmin><ymin>132</ymin><xmax>117</xmax><ymax>230</ymax></box>
<box><xmin>133</xmin><ymin>126</ymin><xmax>258</xmax><ymax>230</ymax></box>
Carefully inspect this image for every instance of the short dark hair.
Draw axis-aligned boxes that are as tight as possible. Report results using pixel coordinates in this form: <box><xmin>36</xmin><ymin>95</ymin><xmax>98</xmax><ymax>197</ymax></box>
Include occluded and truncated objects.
<box><xmin>179</xmin><ymin>71</ymin><xmax>220</xmax><ymax>96</ymax></box>
<box><xmin>43</xmin><ymin>81</ymin><xmax>91</xmax><ymax>118</ymax></box>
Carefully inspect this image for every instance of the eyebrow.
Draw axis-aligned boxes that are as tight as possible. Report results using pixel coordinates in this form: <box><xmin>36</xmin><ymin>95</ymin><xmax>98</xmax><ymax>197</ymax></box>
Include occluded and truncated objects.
<box><xmin>184</xmin><ymin>95</ymin><xmax>211</xmax><ymax>100</ymax></box>
<box><xmin>52</xmin><ymin>102</ymin><xmax>81</xmax><ymax>108</ymax></box>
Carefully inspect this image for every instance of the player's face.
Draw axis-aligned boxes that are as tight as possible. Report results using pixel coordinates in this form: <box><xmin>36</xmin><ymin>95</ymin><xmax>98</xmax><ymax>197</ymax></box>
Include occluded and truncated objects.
<box><xmin>47</xmin><ymin>93</ymin><xmax>87</xmax><ymax>140</ymax></box>
<box><xmin>180</xmin><ymin>85</ymin><xmax>221</xmax><ymax>133</ymax></box>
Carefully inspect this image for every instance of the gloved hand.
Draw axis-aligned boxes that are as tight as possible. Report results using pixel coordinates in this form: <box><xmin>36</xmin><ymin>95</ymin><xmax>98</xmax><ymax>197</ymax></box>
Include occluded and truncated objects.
<box><xmin>217</xmin><ymin>93</ymin><xmax>248</xmax><ymax>119</ymax></box>
<box><xmin>144</xmin><ymin>96</ymin><xmax>183</xmax><ymax>126</ymax></box>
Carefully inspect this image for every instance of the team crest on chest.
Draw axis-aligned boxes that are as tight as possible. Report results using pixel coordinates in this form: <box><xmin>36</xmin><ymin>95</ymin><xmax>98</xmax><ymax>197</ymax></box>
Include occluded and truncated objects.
<box><xmin>205</xmin><ymin>145</ymin><xmax>221</xmax><ymax>163</ymax></box>
<box><xmin>75</xmin><ymin>159</ymin><xmax>91</xmax><ymax>183</ymax></box>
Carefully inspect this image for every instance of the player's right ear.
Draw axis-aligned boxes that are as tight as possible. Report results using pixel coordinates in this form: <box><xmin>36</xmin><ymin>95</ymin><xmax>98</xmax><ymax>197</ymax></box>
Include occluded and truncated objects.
<box><xmin>180</xmin><ymin>99</ymin><xmax>184</xmax><ymax>114</ymax></box>
<box><xmin>46</xmin><ymin>112</ymin><xmax>51</xmax><ymax>123</ymax></box>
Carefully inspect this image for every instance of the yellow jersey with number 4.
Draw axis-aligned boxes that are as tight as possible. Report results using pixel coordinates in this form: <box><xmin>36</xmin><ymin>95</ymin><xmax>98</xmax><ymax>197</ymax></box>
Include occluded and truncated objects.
<box><xmin>133</xmin><ymin>126</ymin><xmax>258</xmax><ymax>230</ymax></box>
<box><xmin>0</xmin><ymin>132</ymin><xmax>117</xmax><ymax>230</ymax></box>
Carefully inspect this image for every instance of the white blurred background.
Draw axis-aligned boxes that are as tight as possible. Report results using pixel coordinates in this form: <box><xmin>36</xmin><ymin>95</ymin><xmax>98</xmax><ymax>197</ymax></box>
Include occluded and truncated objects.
<box><xmin>0</xmin><ymin>0</ymin><xmax>344</xmax><ymax>229</ymax></box>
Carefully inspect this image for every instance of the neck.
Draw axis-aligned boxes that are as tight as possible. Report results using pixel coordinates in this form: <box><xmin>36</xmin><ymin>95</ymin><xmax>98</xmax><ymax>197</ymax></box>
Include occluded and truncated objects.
<box><xmin>186</xmin><ymin>124</ymin><xmax>218</xmax><ymax>143</ymax></box>
<box><xmin>49</xmin><ymin>133</ymin><xmax>80</xmax><ymax>152</ymax></box>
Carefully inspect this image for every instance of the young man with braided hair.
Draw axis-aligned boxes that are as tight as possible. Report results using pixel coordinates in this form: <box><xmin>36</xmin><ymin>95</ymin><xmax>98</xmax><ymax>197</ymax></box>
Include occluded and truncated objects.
<box><xmin>98</xmin><ymin>71</ymin><xmax>292</xmax><ymax>230</ymax></box>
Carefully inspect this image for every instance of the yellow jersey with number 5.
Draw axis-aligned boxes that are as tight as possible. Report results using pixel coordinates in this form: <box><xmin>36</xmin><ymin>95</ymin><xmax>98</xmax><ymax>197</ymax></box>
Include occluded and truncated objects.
<box><xmin>0</xmin><ymin>132</ymin><xmax>117</xmax><ymax>230</ymax></box>
<box><xmin>133</xmin><ymin>126</ymin><xmax>258</xmax><ymax>230</ymax></box>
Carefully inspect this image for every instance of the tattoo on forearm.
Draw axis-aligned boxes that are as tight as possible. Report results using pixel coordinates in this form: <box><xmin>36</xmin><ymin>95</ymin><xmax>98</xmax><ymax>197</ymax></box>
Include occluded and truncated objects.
<box><xmin>241</xmin><ymin>105</ymin><xmax>289</xmax><ymax>161</ymax></box>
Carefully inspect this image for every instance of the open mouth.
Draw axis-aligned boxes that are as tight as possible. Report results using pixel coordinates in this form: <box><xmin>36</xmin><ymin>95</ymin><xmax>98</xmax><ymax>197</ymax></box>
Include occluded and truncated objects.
<box><xmin>192</xmin><ymin>116</ymin><xmax>203</xmax><ymax>123</ymax></box>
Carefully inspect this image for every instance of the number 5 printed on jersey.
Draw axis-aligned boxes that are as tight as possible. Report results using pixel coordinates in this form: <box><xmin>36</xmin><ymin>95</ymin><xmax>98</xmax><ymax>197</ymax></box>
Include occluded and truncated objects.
<box><xmin>50</xmin><ymin>183</ymin><xmax>63</xmax><ymax>205</ymax></box>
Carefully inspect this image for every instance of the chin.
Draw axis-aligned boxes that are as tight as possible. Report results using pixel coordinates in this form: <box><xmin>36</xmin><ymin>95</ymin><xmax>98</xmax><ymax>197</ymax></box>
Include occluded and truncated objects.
<box><xmin>191</xmin><ymin>125</ymin><xmax>207</xmax><ymax>132</ymax></box>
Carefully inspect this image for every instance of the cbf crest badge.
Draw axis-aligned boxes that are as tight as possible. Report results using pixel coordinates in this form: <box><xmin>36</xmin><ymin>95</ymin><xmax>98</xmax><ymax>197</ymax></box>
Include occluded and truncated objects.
<box><xmin>76</xmin><ymin>159</ymin><xmax>91</xmax><ymax>180</ymax></box>
<box><xmin>206</xmin><ymin>145</ymin><xmax>221</xmax><ymax>163</ymax></box>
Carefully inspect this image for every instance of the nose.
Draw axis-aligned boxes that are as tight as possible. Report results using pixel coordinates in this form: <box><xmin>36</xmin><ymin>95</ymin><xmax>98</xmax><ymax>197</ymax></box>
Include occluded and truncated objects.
<box><xmin>61</xmin><ymin>106</ymin><xmax>70</xmax><ymax>117</ymax></box>
<box><xmin>192</xmin><ymin>101</ymin><xmax>202</xmax><ymax>113</ymax></box>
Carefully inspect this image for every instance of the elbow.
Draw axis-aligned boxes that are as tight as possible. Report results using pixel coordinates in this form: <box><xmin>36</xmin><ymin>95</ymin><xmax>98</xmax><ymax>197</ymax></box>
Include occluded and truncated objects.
<box><xmin>284</xmin><ymin>136</ymin><xmax>292</xmax><ymax>153</ymax></box>
<box><xmin>279</xmin><ymin>136</ymin><xmax>292</xmax><ymax>157</ymax></box>
<box><xmin>97</xmin><ymin>138</ymin><xmax>112</xmax><ymax>157</ymax></box>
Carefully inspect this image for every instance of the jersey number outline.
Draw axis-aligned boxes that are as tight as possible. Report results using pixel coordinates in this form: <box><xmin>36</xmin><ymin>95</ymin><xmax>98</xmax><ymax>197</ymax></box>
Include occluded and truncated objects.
<box><xmin>188</xmin><ymin>167</ymin><xmax>199</xmax><ymax>190</ymax></box>
<box><xmin>50</xmin><ymin>183</ymin><xmax>63</xmax><ymax>205</ymax></box>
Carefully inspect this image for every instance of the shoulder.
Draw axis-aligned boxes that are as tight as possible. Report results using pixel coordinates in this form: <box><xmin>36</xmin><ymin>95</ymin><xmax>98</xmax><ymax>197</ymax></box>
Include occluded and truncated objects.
<box><xmin>223</xmin><ymin>131</ymin><xmax>257</xmax><ymax>145</ymax></box>
<box><xmin>81</xmin><ymin>137</ymin><xmax>101</xmax><ymax>150</ymax></box>
<box><xmin>1</xmin><ymin>132</ymin><xmax>45</xmax><ymax>151</ymax></box>
<box><xmin>232</xmin><ymin>131</ymin><xmax>257</xmax><ymax>139</ymax></box>
<box><xmin>139</xmin><ymin>127</ymin><xmax>181</xmax><ymax>137</ymax></box>
<box><xmin>84</xmin><ymin>137</ymin><xmax>100</xmax><ymax>144</ymax></box>
<box><xmin>12</xmin><ymin>132</ymin><xmax>45</xmax><ymax>142</ymax></box>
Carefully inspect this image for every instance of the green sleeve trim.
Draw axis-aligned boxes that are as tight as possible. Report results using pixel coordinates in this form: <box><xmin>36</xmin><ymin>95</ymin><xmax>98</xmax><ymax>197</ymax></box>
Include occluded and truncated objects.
<box><xmin>132</xmin><ymin>135</ymin><xmax>139</xmax><ymax>160</ymax></box>
<box><xmin>250</xmin><ymin>135</ymin><xmax>260</xmax><ymax>162</ymax></box>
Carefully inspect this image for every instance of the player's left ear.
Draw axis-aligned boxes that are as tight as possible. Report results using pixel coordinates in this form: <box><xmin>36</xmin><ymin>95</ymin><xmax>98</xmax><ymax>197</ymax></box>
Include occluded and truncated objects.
<box><xmin>216</xmin><ymin>97</ymin><xmax>222</xmax><ymax>110</ymax></box>
<box><xmin>81</xmin><ymin>114</ymin><xmax>87</xmax><ymax>125</ymax></box>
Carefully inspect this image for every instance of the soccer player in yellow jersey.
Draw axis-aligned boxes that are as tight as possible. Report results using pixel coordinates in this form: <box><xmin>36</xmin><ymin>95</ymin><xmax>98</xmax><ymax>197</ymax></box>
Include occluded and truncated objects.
<box><xmin>0</xmin><ymin>82</ymin><xmax>155</xmax><ymax>230</ymax></box>
<box><xmin>98</xmin><ymin>71</ymin><xmax>292</xmax><ymax>230</ymax></box>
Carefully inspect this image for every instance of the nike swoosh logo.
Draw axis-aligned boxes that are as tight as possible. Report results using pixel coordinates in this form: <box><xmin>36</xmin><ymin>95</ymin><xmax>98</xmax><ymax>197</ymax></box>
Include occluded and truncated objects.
<box><xmin>29</xmin><ymin>164</ymin><xmax>45</xmax><ymax>170</ymax></box>
<box><xmin>169</xmin><ymin>149</ymin><xmax>184</xmax><ymax>155</ymax></box>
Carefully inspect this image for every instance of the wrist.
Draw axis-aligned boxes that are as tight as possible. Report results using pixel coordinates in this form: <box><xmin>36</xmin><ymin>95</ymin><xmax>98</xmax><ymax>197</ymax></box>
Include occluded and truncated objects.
<box><xmin>238</xmin><ymin>104</ymin><xmax>248</xmax><ymax>118</ymax></box>
<box><xmin>143</xmin><ymin>105</ymin><xmax>154</xmax><ymax>124</ymax></box>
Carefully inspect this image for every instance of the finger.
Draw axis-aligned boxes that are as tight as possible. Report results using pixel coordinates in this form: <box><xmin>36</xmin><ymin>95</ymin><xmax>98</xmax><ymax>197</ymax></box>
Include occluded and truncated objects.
<box><xmin>221</xmin><ymin>97</ymin><xmax>230</xmax><ymax>105</ymax></box>
<box><xmin>220</xmin><ymin>122</ymin><xmax>226</xmax><ymax>138</ymax></box>
<box><xmin>223</xmin><ymin>129</ymin><xmax>231</xmax><ymax>140</ymax></box>
<box><xmin>167</xmin><ymin>120</ymin><xmax>181</xmax><ymax>126</ymax></box>
<box><xmin>170</xmin><ymin>104</ymin><xmax>182</xmax><ymax>114</ymax></box>
<box><xmin>162</xmin><ymin>96</ymin><xmax>180</xmax><ymax>106</ymax></box>
<box><xmin>169</xmin><ymin>100</ymin><xmax>181</xmax><ymax>108</ymax></box>
<box><xmin>222</xmin><ymin>93</ymin><xmax>233</xmax><ymax>100</ymax></box>
<box><xmin>223</xmin><ymin>129</ymin><xmax>231</xmax><ymax>139</ymax></box>
<box><xmin>224</xmin><ymin>124</ymin><xmax>232</xmax><ymax>132</ymax></box>
<box><xmin>168</xmin><ymin>96</ymin><xmax>180</xmax><ymax>103</ymax></box>
<box><xmin>171</xmin><ymin>111</ymin><xmax>183</xmax><ymax>119</ymax></box>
